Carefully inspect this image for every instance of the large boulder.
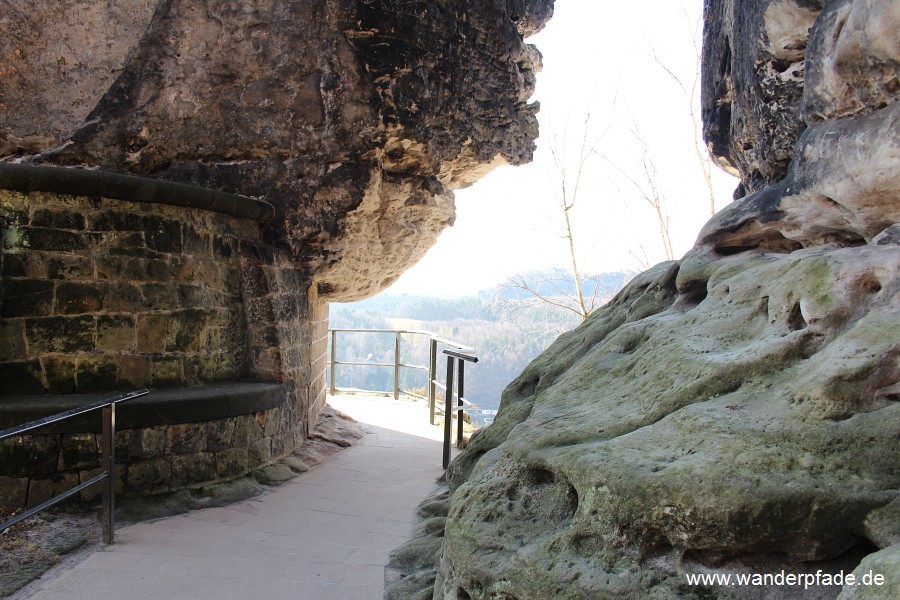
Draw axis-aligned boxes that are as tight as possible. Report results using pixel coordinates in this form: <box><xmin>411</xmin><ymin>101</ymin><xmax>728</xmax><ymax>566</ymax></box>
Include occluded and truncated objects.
<box><xmin>432</xmin><ymin>1</ymin><xmax>899</xmax><ymax>598</ymax></box>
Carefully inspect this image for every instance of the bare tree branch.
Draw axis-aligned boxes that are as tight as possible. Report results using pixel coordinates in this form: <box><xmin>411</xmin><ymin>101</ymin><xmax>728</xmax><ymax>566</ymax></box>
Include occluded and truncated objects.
<box><xmin>628</xmin><ymin>240</ymin><xmax>653</xmax><ymax>272</ymax></box>
<box><xmin>596</xmin><ymin>126</ymin><xmax>674</xmax><ymax>262</ymax></box>
<box><xmin>501</xmin><ymin>276</ymin><xmax>586</xmax><ymax>319</ymax></box>
<box><xmin>649</xmin><ymin>13</ymin><xmax>718</xmax><ymax>216</ymax></box>
<box><xmin>535</xmin><ymin>107</ymin><xmax>619</xmax><ymax>321</ymax></box>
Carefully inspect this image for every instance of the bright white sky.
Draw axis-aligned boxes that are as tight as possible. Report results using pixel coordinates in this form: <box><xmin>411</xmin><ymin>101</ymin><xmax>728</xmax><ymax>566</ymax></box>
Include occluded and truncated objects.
<box><xmin>381</xmin><ymin>0</ymin><xmax>739</xmax><ymax>298</ymax></box>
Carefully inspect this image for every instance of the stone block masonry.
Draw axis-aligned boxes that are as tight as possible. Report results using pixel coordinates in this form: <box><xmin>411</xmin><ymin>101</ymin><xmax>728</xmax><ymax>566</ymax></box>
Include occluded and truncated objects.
<box><xmin>0</xmin><ymin>188</ymin><xmax>256</xmax><ymax>393</ymax></box>
<box><xmin>0</xmin><ymin>184</ymin><xmax>330</xmax><ymax>505</ymax></box>
<box><xmin>0</xmin><ymin>411</ymin><xmax>274</xmax><ymax>507</ymax></box>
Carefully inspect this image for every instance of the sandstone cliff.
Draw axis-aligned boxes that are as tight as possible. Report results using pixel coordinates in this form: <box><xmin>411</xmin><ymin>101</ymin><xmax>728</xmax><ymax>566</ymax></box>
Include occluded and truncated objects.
<box><xmin>392</xmin><ymin>1</ymin><xmax>899</xmax><ymax>598</ymax></box>
<box><xmin>1</xmin><ymin>0</ymin><xmax>553</xmax><ymax>301</ymax></box>
<box><xmin>0</xmin><ymin>1</ymin><xmax>554</xmax><ymax>503</ymax></box>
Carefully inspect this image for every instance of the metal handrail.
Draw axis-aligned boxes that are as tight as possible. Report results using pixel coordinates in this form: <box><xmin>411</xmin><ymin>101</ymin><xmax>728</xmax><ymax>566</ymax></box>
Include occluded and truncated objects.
<box><xmin>328</xmin><ymin>328</ymin><xmax>476</xmax><ymax>425</ymax></box>
<box><xmin>442</xmin><ymin>349</ymin><xmax>478</xmax><ymax>469</ymax></box>
<box><xmin>328</xmin><ymin>328</ymin><xmax>474</xmax><ymax>350</ymax></box>
<box><xmin>328</xmin><ymin>328</ymin><xmax>486</xmax><ymax>468</ymax></box>
<box><xmin>0</xmin><ymin>389</ymin><xmax>149</xmax><ymax>543</ymax></box>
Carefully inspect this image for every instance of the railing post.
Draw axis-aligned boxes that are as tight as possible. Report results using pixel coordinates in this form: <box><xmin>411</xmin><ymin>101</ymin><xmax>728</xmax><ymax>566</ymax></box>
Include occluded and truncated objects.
<box><xmin>428</xmin><ymin>338</ymin><xmax>438</xmax><ymax>424</ymax></box>
<box><xmin>330</xmin><ymin>329</ymin><xmax>337</xmax><ymax>395</ymax></box>
<box><xmin>101</xmin><ymin>403</ymin><xmax>116</xmax><ymax>544</ymax></box>
<box><xmin>443</xmin><ymin>356</ymin><xmax>455</xmax><ymax>470</ymax></box>
<box><xmin>0</xmin><ymin>389</ymin><xmax>147</xmax><ymax>544</ymax></box>
<box><xmin>394</xmin><ymin>331</ymin><xmax>401</xmax><ymax>399</ymax></box>
<box><xmin>457</xmin><ymin>360</ymin><xmax>465</xmax><ymax>447</ymax></box>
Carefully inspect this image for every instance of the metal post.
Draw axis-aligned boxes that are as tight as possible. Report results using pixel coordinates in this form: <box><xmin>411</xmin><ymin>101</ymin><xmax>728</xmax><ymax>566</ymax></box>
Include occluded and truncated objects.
<box><xmin>394</xmin><ymin>331</ymin><xmax>401</xmax><ymax>399</ymax></box>
<box><xmin>329</xmin><ymin>330</ymin><xmax>337</xmax><ymax>395</ymax></box>
<box><xmin>443</xmin><ymin>356</ymin><xmax>455</xmax><ymax>469</ymax></box>
<box><xmin>428</xmin><ymin>338</ymin><xmax>438</xmax><ymax>424</ymax></box>
<box><xmin>101</xmin><ymin>403</ymin><xmax>116</xmax><ymax>544</ymax></box>
<box><xmin>457</xmin><ymin>360</ymin><xmax>465</xmax><ymax>447</ymax></box>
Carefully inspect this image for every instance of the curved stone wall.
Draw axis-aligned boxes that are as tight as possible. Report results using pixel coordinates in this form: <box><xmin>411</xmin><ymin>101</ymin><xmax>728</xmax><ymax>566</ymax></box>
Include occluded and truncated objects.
<box><xmin>0</xmin><ymin>383</ymin><xmax>285</xmax><ymax>508</ymax></box>
<box><xmin>0</xmin><ymin>188</ymin><xmax>256</xmax><ymax>393</ymax></box>
<box><xmin>0</xmin><ymin>177</ymin><xmax>328</xmax><ymax>505</ymax></box>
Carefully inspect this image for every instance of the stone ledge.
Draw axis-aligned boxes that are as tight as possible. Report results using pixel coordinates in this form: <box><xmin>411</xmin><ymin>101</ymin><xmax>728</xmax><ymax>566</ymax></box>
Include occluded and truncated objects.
<box><xmin>0</xmin><ymin>382</ymin><xmax>283</xmax><ymax>433</ymax></box>
<box><xmin>0</xmin><ymin>163</ymin><xmax>274</xmax><ymax>223</ymax></box>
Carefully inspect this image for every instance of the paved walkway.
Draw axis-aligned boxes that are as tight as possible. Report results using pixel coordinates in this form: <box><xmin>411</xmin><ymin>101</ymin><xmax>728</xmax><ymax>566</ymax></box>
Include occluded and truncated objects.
<box><xmin>14</xmin><ymin>395</ymin><xmax>451</xmax><ymax>600</ymax></box>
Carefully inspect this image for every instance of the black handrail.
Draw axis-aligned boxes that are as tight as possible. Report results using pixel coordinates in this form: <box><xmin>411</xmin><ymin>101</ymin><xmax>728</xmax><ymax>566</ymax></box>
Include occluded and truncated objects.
<box><xmin>443</xmin><ymin>350</ymin><xmax>478</xmax><ymax>469</ymax></box>
<box><xmin>0</xmin><ymin>389</ymin><xmax>149</xmax><ymax>543</ymax></box>
<box><xmin>327</xmin><ymin>328</ymin><xmax>485</xmax><ymax>467</ymax></box>
<box><xmin>328</xmin><ymin>328</ymin><xmax>476</xmax><ymax>424</ymax></box>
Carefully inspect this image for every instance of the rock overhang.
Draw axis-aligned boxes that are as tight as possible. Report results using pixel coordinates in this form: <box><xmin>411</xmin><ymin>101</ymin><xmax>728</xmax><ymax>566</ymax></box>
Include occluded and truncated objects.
<box><xmin>0</xmin><ymin>0</ymin><xmax>557</xmax><ymax>505</ymax></box>
<box><xmin>1</xmin><ymin>0</ymin><xmax>555</xmax><ymax>301</ymax></box>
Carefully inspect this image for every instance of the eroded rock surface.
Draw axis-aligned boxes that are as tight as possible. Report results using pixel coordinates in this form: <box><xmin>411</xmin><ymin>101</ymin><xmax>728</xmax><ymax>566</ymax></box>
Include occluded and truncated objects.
<box><xmin>702</xmin><ymin>0</ymin><xmax>899</xmax><ymax>198</ymax></box>
<box><xmin>420</xmin><ymin>1</ymin><xmax>900</xmax><ymax>598</ymax></box>
<box><xmin>0</xmin><ymin>0</ymin><xmax>553</xmax><ymax>509</ymax></box>
<box><xmin>438</xmin><ymin>243</ymin><xmax>898</xmax><ymax>599</ymax></box>
<box><xmin>0</xmin><ymin>0</ymin><xmax>553</xmax><ymax>300</ymax></box>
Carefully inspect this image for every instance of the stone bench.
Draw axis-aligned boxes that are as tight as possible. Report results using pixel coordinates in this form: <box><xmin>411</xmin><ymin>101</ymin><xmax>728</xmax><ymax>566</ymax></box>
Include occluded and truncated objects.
<box><xmin>0</xmin><ymin>381</ymin><xmax>284</xmax><ymax>433</ymax></box>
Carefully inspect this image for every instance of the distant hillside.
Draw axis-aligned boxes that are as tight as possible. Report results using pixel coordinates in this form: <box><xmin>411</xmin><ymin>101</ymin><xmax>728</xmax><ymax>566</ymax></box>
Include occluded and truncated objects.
<box><xmin>328</xmin><ymin>269</ymin><xmax>636</xmax><ymax>419</ymax></box>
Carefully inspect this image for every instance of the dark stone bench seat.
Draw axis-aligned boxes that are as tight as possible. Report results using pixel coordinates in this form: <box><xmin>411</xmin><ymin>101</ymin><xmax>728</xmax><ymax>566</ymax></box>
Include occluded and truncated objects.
<box><xmin>0</xmin><ymin>381</ymin><xmax>283</xmax><ymax>434</ymax></box>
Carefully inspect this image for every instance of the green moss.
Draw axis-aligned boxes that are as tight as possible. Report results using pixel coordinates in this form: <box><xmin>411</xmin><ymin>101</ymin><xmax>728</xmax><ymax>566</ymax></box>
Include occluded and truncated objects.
<box><xmin>439</xmin><ymin>245</ymin><xmax>900</xmax><ymax>598</ymax></box>
<box><xmin>0</xmin><ymin>556</ymin><xmax>58</xmax><ymax>598</ymax></box>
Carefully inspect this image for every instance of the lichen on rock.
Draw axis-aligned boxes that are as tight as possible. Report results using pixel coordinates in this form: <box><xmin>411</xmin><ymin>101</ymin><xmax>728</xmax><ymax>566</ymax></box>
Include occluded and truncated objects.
<box><xmin>423</xmin><ymin>1</ymin><xmax>900</xmax><ymax>598</ymax></box>
<box><xmin>438</xmin><ymin>241</ymin><xmax>898</xmax><ymax>598</ymax></box>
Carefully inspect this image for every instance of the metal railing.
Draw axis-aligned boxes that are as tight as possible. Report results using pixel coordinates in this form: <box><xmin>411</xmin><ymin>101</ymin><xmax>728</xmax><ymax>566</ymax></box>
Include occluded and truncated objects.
<box><xmin>442</xmin><ymin>348</ymin><xmax>478</xmax><ymax>469</ymax></box>
<box><xmin>328</xmin><ymin>328</ymin><xmax>486</xmax><ymax>426</ymax></box>
<box><xmin>0</xmin><ymin>389</ymin><xmax>149</xmax><ymax>544</ymax></box>
<box><xmin>327</xmin><ymin>328</ymin><xmax>482</xmax><ymax>468</ymax></box>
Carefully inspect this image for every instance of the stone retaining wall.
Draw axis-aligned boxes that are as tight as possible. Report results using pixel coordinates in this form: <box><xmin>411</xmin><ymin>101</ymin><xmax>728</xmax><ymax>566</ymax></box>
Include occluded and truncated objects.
<box><xmin>0</xmin><ymin>411</ymin><xmax>277</xmax><ymax>508</ymax></box>
<box><xmin>0</xmin><ymin>188</ymin><xmax>256</xmax><ymax>393</ymax></box>
<box><xmin>0</xmin><ymin>185</ymin><xmax>329</xmax><ymax>507</ymax></box>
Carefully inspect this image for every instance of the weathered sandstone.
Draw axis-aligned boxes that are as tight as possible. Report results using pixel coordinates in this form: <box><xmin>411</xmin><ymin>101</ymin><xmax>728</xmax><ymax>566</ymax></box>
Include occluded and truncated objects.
<box><xmin>1</xmin><ymin>0</ymin><xmax>552</xmax><ymax>301</ymax></box>
<box><xmin>408</xmin><ymin>1</ymin><xmax>900</xmax><ymax>598</ymax></box>
<box><xmin>0</xmin><ymin>0</ymin><xmax>552</xmax><ymax>501</ymax></box>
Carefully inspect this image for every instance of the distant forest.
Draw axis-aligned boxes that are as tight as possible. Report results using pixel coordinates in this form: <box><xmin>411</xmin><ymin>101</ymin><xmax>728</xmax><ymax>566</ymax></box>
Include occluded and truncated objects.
<box><xmin>328</xmin><ymin>269</ymin><xmax>635</xmax><ymax>421</ymax></box>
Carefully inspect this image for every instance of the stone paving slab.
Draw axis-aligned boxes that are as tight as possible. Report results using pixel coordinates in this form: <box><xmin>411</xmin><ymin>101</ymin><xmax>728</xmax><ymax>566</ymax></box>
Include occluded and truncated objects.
<box><xmin>11</xmin><ymin>395</ymin><xmax>452</xmax><ymax>600</ymax></box>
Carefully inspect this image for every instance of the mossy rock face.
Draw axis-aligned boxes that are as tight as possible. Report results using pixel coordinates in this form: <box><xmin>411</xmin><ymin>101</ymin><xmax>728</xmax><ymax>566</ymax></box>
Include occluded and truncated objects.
<box><xmin>435</xmin><ymin>2</ymin><xmax>900</xmax><ymax>589</ymax></box>
<box><xmin>837</xmin><ymin>544</ymin><xmax>900</xmax><ymax>600</ymax></box>
<box><xmin>385</xmin><ymin>486</ymin><xmax>452</xmax><ymax>600</ymax></box>
<box><xmin>438</xmin><ymin>239</ymin><xmax>900</xmax><ymax>599</ymax></box>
